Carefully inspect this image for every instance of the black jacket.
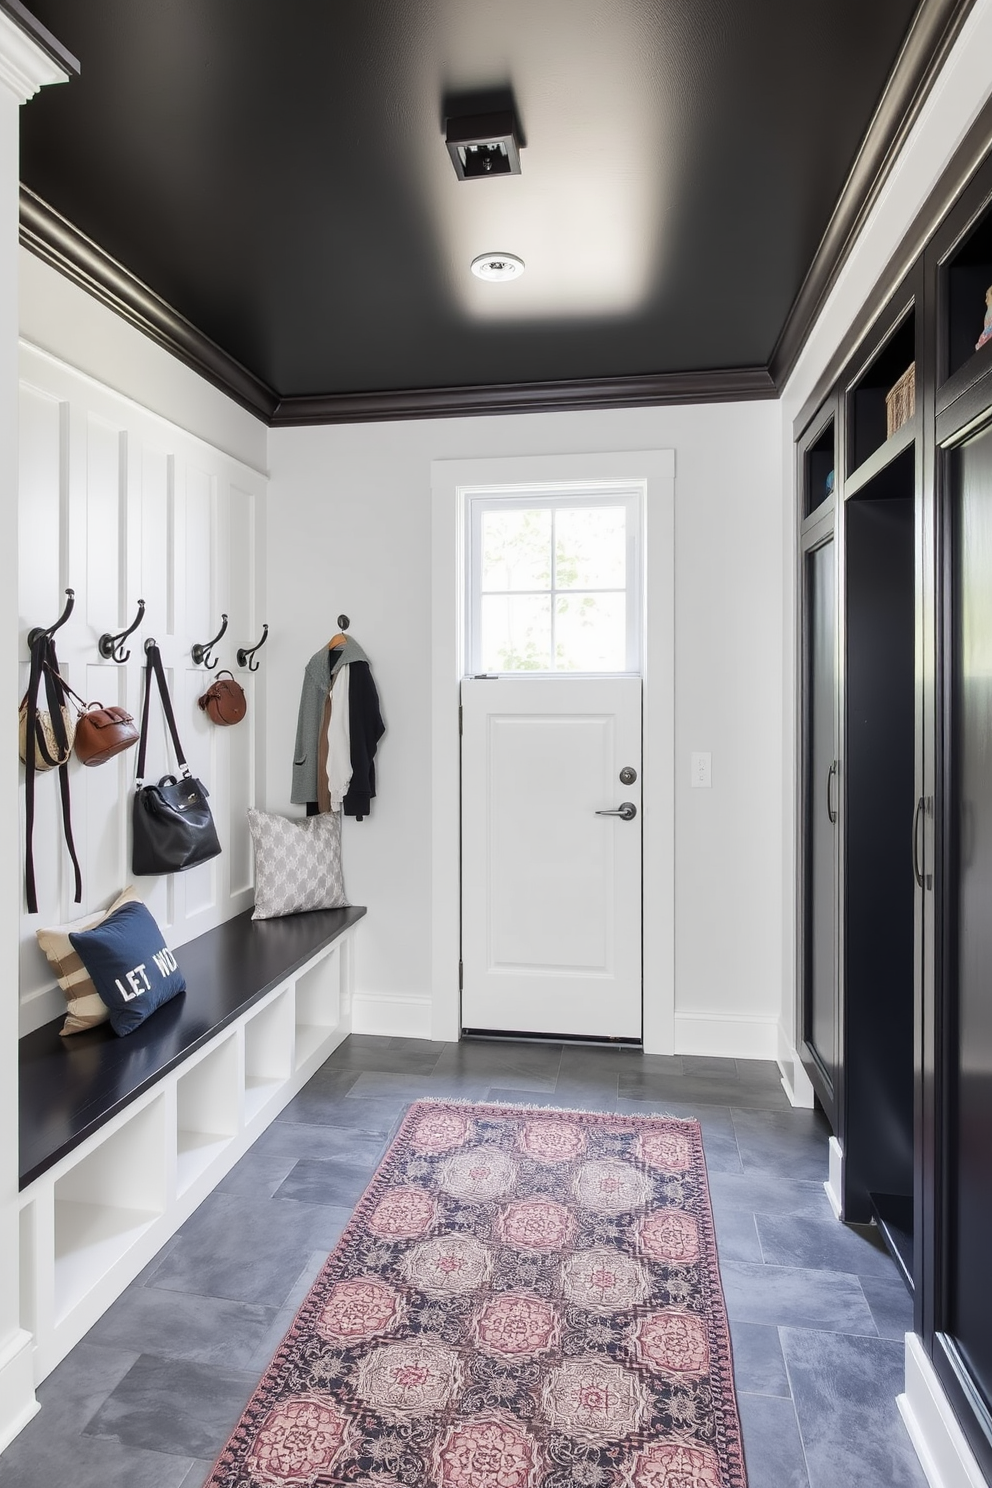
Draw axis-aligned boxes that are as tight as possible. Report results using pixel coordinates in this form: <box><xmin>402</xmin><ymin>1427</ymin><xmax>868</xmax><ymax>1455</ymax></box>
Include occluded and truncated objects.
<box><xmin>342</xmin><ymin>658</ymin><xmax>384</xmax><ymax>819</ymax></box>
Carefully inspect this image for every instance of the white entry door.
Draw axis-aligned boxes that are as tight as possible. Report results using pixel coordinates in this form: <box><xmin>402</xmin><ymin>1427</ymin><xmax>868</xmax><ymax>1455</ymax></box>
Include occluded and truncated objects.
<box><xmin>461</xmin><ymin>676</ymin><xmax>642</xmax><ymax>1040</ymax></box>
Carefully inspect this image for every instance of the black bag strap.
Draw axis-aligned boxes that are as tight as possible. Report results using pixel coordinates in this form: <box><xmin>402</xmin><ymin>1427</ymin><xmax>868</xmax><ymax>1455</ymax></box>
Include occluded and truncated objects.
<box><xmin>24</xmin><ymin>634</ymin><xmax>81</xmax><ymax>913</ymax></box>
<box><xmin>41</xmin><ymin>661</ymin><xmax>89</xmax><ymax>715</ymax></box>
<box><xmin>137</xmin><ymin>643</ymin><xmax>190</xmax><ymax>787</ymax></box>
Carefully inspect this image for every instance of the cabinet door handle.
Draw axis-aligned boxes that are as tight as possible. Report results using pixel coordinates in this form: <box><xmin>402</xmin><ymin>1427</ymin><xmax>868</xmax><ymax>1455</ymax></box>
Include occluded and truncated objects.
<box><xmin>826</xmin><ymin>760</ymin><xmax>838</xmax><ymax>824</ymax></box>
<box><xmin>912</xmin><ymin>795</ymin><xmax>924</xmax><ymax>888</ymax></box>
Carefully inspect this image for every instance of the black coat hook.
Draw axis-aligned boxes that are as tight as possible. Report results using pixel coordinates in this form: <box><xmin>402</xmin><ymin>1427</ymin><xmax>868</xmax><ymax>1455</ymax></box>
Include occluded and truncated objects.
<box><xmin>191</xmin><ymin>614</ymin><xmax>228</xmax><ymax>670</ymax></box>
<box><xmin>236</xmin><ymin>623</ymin><xmax>269</xmax><ymax>671</ymax></box>
<box><xmin>28</xmin><ymin>588</ymin><xmax>75</xmax><ymax>649</ymax></box>
<box><xmin>98</xmin><ymin>598</ymin><xmax>146</xmax><ymax>663</ymax></box>
<box><xmin>337</xmin><ymin>613</ymin><xmax>350</xmax><ymax>631</ymax></box>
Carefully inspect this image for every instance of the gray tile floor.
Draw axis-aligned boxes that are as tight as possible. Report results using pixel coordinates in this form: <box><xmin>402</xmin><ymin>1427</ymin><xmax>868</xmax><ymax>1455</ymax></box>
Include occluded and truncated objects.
<box><xmin>0</xmin><ymin>1036</ymin><xmax>927</xmax><ymax>1488</ymax></box>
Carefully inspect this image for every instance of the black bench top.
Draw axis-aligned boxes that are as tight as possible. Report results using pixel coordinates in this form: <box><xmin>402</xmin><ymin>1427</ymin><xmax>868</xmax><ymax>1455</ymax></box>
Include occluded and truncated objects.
<box><xmin>19</xmin><ymin>905</ymin><xmax>366</xmax><ymax>1189</ymax></box>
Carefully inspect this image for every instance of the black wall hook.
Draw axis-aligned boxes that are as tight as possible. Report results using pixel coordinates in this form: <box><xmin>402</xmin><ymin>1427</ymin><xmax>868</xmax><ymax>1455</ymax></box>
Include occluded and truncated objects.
<box><xmin>337</xmin><ymin>613</ymin><xmax>350</xmax><ymax>631</ymax></box>
<box><xmin>191</xmin><ymin>614</ymin><xmax>228</xmax><ymax>670</ymax></box>
<box><xmin>237</xmin><ymin>623</ymin><xmax>269</xmax><ymax>671</ymax></box>
<box><xmin>98</xmin><ymin>598</ymin><xmax>146</xmax><ymax>663</ymax></box>
<box><xmin>28</xmin><ymin>587</ymin><xmax>75</xmax><ymax>649</ymax></box>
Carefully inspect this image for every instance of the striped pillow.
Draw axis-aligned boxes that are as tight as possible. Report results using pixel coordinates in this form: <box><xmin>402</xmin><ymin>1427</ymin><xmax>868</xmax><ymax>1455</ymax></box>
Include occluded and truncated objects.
<box><xmin>36</xmin><ymin>886</ymin><xmax>142</xmax><ymax>1035</ymax></box>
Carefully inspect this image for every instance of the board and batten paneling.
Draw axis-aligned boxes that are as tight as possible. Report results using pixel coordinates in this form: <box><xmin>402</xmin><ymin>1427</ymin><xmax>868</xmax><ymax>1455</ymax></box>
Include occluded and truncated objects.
<box><xmin>17</xmin><ymin>344</ymin><xmax>267</xmax><ymax>1035</ymax></box>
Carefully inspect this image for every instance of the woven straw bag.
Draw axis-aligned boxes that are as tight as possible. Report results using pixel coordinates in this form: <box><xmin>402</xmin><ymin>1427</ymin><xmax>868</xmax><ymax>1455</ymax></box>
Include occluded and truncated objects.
<box><xmin>19</xmin><ymin>697</ymin><xmax>75</xmax><ymax>771</ymax></box>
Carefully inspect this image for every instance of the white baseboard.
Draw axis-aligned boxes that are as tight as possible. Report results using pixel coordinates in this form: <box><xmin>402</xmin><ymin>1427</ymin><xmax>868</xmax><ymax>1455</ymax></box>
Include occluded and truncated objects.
<box><xmin>776</xmin><ymin>1028</ymin><xmax>817</xmax><ymax>1108</ymax></box>
<box><xmin>825</xmin><ymin>1135</ymin><xmax>843</xmax><ymax>1219</ymax></box>
<box><xmin>898</xmin><ymin>1333</ymin><xmax>987</xmax><ymax>1488</ymax></box>
<box><xmin>351</xmin><ymin>994</ymin><xmax>433</xmax><ymax>1040</ymax></box>
<box><xmin>0</xmin><ymin>1328</ymin><xmax>38</xmax><ymax>1456</ymax></box>
<box><xmin>673</xmin><ymin>1012</ymin><xmax>778</xmax><ymax>1060</ymax></box>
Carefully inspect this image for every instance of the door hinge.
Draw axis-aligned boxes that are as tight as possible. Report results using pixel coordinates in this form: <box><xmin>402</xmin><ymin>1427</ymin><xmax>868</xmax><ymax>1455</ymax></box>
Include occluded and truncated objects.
<box><xmin>458</xmin><ymin>959</ymin><xmax>463</xmax><ymax>990</ymax></box>
<box><xmin>459</xmin><ymin>704</ymin><xmax>463</xmax><ymax>736</ymax></box>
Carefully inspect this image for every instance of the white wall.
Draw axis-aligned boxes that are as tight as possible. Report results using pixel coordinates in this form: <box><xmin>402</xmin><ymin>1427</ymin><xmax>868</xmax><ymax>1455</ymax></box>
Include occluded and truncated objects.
<box><xmin>267</xmin><ymin>400</ymin><xmax>785</xmax><ymax>1052</ymax></box>
<box><xmin>777</xmin><ymin>0</ymin><xmax>992</xmax><ymax>1088</ymax></box>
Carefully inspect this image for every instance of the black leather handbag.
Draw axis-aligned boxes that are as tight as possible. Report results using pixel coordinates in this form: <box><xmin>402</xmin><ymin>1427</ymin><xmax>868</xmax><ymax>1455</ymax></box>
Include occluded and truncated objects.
<box><xmin>132</xmin><ymin>643</ymin><xmax>222</xmax><ymax>875</ymax></box>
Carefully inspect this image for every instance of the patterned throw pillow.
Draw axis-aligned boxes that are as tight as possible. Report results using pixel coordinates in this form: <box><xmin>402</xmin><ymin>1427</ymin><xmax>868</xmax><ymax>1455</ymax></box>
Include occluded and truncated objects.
<box><xmin>37</xmin><ymin>885</ymin><xmax>142</xmax><ymax>1036</ymax></box>
<box><xmin>247</xmin><ymin>808</ymin><xmax>348</xmax><ymax>921</ymax></box>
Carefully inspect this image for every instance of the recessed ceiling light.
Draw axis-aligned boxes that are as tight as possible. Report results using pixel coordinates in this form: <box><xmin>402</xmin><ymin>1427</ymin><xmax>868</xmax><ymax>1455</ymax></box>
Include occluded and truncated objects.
<box><xmin>471</xmin><ymin>253</ymin><xmax>525</xmax><ymax>282</ymax></box>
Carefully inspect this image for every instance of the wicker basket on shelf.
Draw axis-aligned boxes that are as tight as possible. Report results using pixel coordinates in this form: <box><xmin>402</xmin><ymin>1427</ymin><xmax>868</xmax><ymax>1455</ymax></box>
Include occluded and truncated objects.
<box><xmin>885</xmin><ymin>362</ymin><xmax>916</xmax><ymax>438</ymax></box>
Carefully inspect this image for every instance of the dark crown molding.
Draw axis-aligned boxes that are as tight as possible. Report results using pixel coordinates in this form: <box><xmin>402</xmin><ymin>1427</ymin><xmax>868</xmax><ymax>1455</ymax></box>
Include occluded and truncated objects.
<box><xmin>769</xmin><ymin>0</ymin><xmax>977</xmax><ymax>390</ymax></box>
<box><xmin>19</xmin><ymin>188</ymin><xmax>278</xmax><ymax>423</ymax></box>
<box><xmin>270</xmin><ymin>368</ymin><xmax>776</xmax><ymax>426</ymax></box>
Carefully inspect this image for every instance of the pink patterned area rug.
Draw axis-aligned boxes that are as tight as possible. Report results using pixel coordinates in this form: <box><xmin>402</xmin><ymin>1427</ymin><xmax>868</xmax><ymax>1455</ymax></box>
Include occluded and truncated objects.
<box><xmin>206</xmin><ymin>1100</ymin><xmax>747</xmax><ymax>1488</ymax></box>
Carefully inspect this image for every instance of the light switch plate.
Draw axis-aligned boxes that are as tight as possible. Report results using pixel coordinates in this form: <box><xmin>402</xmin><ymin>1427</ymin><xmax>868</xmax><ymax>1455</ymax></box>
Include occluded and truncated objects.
<box><xmin>691</xmin><ymin>751</ymin><xmax>711</xmax><ymax>788</ymax></box>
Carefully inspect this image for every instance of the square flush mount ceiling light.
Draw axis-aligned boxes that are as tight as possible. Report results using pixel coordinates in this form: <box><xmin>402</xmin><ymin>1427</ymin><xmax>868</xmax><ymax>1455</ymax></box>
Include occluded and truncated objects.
<box><xmin>445</xmin><ymin>111</ymin><xmax>522</xmax><ymax>180</ymax></box>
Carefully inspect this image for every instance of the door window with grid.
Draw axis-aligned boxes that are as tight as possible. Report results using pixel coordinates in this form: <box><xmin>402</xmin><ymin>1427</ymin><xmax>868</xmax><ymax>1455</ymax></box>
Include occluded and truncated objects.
<box><xmin>466</xmin><ymin>486</ymin><xmax>642</xmax><ymax>674</ymax></box>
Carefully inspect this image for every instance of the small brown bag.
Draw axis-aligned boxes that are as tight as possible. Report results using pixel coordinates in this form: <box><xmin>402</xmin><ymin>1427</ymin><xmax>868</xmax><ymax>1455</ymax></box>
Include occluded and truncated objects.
<box><xmin>42</xmin><ymin>664</ymin><xmax>139</xmax><ymax>766</ymax></box>
<box><xmin>197</xmin><ymin>670</ymin><xmax>247</xmax><ymax>726</ymax></box>
<box><xmin>73</xmin><ymin>704</ymin><xmax>140</xmax><ymax>765</ymax></box>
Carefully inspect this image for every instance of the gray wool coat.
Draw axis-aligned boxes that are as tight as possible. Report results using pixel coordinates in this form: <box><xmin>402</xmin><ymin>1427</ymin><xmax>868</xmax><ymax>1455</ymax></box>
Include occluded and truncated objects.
<box><xmin>291</xmin><ymin>637</ymin><xmax>371</xmax><ymax>805</ymax></box>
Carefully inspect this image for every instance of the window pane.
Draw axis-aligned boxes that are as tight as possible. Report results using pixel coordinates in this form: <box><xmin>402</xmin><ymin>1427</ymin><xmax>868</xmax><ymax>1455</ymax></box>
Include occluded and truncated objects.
<box><xmin>482</xmin><ymin>509</ymin><xmax>552</xmax><ymax>592</ymax></box>
<box><xmin>555</xmin><ymin>506</ymin><xmax>626</xmax><ymax>589</ymax></box>
<box><xmin>481</xmin><ymin>594</ymin><xmax>553</xmax><ymax>671</ymax></box>
<box><xmin>555</xmin><ymin>593</ymin><xmax>626</xmax><ymax>671</ymax></box>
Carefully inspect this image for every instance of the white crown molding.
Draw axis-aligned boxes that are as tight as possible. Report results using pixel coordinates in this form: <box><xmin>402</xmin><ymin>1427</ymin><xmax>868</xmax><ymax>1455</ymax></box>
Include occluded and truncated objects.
<box><xmin>0</xmin><ymin>10</ymin><xmax>68</xmax><ymax>104</ymax></box>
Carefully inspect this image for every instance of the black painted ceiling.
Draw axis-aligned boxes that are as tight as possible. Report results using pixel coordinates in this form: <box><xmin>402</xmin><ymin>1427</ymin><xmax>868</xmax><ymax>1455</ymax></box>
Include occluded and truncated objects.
<box><xmin>19</xmin><ymin>0</ymin><xmax>924</xmax><ymax>403</ymax></box>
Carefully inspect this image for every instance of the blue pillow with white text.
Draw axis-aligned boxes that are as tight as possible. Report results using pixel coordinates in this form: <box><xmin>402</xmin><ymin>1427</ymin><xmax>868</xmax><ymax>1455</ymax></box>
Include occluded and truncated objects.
<box><xmin>69</xmin><ymin>899</ymin><xmax>185</xmax><ymax>1036</ymax></box>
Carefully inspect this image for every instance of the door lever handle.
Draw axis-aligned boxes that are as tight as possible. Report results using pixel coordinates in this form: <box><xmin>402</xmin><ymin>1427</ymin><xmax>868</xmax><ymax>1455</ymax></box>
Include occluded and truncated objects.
<box><xmin>596</xmin><ymin>801</ymin><xmax>637</xmax><ymax>821</ymax></box>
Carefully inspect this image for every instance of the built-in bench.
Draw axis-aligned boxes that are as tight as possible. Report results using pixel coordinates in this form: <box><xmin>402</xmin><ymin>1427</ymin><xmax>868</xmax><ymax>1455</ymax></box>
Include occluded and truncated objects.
<box><xmin>17</xmin><ymin>903</ymin><xmax>365</xmax><ymax>1384</ymax></box>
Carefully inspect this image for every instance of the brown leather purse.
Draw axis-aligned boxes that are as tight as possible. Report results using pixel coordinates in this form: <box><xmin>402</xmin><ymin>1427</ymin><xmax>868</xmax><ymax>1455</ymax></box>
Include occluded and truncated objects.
<box><xmin>43</xmin><ymin>664</ymin><xmax>139</xmax><ymax>766</ymax></box>
<box><xmin>74</xmin><ymin>703</ymin><xmax>140</xmax><ymax>765</ymax></box>
<box><xmin>197</xmin><ymin>670</ymin><xmax>247</xmax><ymax>726</ymax></box>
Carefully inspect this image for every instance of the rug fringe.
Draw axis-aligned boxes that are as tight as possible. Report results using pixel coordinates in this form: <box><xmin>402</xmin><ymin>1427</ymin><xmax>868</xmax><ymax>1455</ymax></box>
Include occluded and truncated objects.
<box><xmin>404</xmin><ymin>1096</ymin><xmax>701</xmax><ymax>1125</ymax></box>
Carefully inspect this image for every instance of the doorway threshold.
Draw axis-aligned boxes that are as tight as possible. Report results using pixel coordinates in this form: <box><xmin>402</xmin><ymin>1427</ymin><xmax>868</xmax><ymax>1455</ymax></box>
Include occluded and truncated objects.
<box><xmin>461</xmin><ymin>1028</ymin><xmax>643</xmax><ymax>1050</ymax></box>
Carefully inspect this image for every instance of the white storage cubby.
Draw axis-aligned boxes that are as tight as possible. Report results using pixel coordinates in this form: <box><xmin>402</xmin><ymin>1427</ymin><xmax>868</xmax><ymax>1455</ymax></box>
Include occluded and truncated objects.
<box><xmin>18</xmin><ymin>920</ymin><xmax>360</xmax><ymax>1386</ymax></box>
<box><xmin>244</xmin><ymin>988</ymin><xmax>294</xmax><ymax>1123</ymax></box>
<box><xmin>177</xmin><ymin>1034</ymin><xmax>240</xmax><ymax>1194</ymax></box>
<box><xmin>53</xmin><ymin>1097</ymin><xmax>168</xmax><ymax>1323</ymax></box>
<box><xmin>295</xmin><ymin>945</ymin><xmax>341</xmax><ymax>1070</ymax></box>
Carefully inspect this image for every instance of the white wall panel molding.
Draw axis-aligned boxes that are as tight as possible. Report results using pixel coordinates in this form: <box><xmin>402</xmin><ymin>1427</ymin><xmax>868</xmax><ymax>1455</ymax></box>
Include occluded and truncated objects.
<box><xmin>19</xmin><ymin>342</ymin><xmax>268</xmax><ymax>482</ymax></box>
<box><xmin>18</xmin><ymin>344</ymin><xmax>267</xmax><ymax>1035</ymax></box>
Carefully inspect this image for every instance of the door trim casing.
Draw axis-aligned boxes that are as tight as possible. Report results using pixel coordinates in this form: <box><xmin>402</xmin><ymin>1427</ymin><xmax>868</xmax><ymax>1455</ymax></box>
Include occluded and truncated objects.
<box><xmin>430</xmin><ymin>449</ymin><xmax>675</xmax><ymax>1052</ymax></box>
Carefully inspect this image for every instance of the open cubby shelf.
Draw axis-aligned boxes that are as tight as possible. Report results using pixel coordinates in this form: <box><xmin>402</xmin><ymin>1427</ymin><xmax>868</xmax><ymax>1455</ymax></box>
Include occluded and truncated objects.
<box><xmin>17</xmin><ymin>906</ymin><xmax>363</xmax><ymax>1385</ymax></box>
<box><xmin>848</xmin><ymin>311</ymin><xmax>916</xmax><ymax>476</ymax></box>
<box><xmin>945</xmin><ymin>200</ymin><xmax>992</xmax><ymax>383</ymax></box>
<box><xmin>804</xmin><ymin>419</ymin><xmax>836</xmax><ymax>518</ymax></box>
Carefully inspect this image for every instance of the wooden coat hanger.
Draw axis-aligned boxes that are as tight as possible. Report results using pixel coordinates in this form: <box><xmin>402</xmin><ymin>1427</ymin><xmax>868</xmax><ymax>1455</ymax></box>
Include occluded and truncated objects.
<box><xmin>327</xmin><ymin>612</ymin><xmax>350</xmax><ymax>649</ymax></box>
